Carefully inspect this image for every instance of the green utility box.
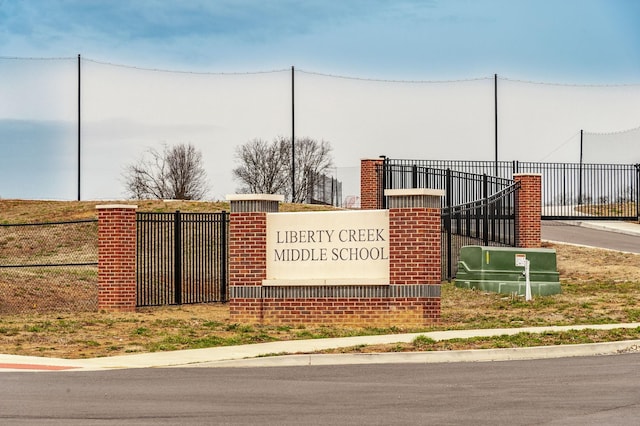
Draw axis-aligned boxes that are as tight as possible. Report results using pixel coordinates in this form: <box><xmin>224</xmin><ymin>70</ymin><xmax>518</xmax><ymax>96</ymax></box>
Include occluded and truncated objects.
<box><xmin>455</xmin><ymin>246</ymin><xmax>561</xmax><ymax>296</ymax></box>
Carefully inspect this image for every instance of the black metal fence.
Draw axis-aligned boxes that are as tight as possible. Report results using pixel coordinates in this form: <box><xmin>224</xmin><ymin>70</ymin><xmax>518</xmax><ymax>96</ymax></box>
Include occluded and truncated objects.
<box><xmin>517</xmin><ymin>162</ymin><xmax>639</xmax><ymax>220</ymax></box>
<box><xmin>441</xmin><ymin>182</ymin><xmax>519</xmax><ymax>280</ymax></box>
<box><xmin>378</xmin><ymin>161</ymin><xmax>519</xmax><ymax>280</ymax></box>
<box><xmin>379</xmin><ymin>161</ymin><xmax>516</xmax><ymax>209</ymax></box>
<box><xmin>308</xmin><ymin>171</ymin><xmax>343</xmax><ymax>207</ymax></box>
<box><xmin>136</xmin><ymin>211</ymin><xmax>229</xmax><ymax>307</ymax></box>
<box><xmin>0</xmin><ymin>220</ymin><xmax>98</xmax><ymax>313</ymax></box>
<box><xmin>384</xmin><ymin>159</ymin><xmax>640</xmax><ymax>220</ymax></box>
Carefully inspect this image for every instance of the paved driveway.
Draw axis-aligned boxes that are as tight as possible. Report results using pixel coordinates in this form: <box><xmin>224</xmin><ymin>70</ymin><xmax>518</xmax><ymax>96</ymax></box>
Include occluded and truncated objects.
<box><xmin>542</xmin><ymin>221</ymin><xmax>640</xmax><ymax>253</ymax></box>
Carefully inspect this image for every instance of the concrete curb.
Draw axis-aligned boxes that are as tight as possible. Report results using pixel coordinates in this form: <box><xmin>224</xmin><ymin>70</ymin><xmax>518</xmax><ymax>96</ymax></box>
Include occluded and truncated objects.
<box><xmin>574</xmin><ymin>221</ymin><xmax>640</xmax><ymax>237</ymax></box>
<box><xmin>2</xmin><ymin>323</ymin><xmax>640</xmax><ymax>372</ymax></box>
<box><xmin>197</xmin><ymin>339</ymin><xmax>640</xmax><ymax>368</ymax></box>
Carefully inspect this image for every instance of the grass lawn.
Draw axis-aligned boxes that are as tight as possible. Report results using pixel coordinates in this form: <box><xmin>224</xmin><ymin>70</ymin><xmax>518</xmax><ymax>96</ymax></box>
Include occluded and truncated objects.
<box><xmin>1</xmin><ymin>199</ymin><xmax>639</xmax><ymax>359</ymax></box>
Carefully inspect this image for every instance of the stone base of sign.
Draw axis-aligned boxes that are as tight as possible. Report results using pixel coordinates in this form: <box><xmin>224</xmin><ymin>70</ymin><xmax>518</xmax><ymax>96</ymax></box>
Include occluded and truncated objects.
<box><xmin>229</xmin><ymin>284</ymin><xmax>440</xmax><ymax>326</ymax></box>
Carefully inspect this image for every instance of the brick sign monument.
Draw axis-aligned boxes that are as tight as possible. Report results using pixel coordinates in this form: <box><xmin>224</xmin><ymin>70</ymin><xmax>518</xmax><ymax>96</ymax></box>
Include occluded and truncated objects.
<box><xmin>227</xmin><ymin>189</ymin><xmax>444</xmax><ymax>327</ymax></box>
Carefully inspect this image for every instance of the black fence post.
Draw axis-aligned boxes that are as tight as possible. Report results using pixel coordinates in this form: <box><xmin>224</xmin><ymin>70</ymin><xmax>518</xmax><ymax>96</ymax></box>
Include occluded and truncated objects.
<box><xmin>220</xmin><ymin>211</ymin><xmax>228</xmax><ymax>303</ymax></box>
<box><xmin>381</xmin><ymin>156</ymin><xmax>388</xmax><ymax>209</ymax></box>
<box><xmin>636</xmin><ymin>164</ymin><xmax>640</xmax><ymax>220</ymax></box>
<box><xmin>482</xmin><ymin>174</ymin><xmax>489</xmax><ymax>246</ymax></box>
<box><xmin>578</xmin><ymin>129</ymin><xmax>584</xmax><ymax>205</ymax></box>
<box><xmin>412</xmin><ymin>164</ymin><xmax>418</xmax><ymax>188</ymax></box>
<box><xmin>174</xmin><ymin>210</ymin><xmax>182</xmax><ymax>305</ymax></box>
<box><xmin>446</xmin><ymin>168</ymin><xmax>453</xmax><ymax>281</ymax></box>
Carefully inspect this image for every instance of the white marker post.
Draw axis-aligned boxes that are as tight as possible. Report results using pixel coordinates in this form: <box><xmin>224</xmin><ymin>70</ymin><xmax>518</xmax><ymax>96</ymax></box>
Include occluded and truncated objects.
<box><xmin>524</xmin><ymin>258</ymin><xmax>532</xmax><ymax>301</ymax></box>
<box><xmin>515</xmin><ymin>254</ymin><xmax>532</xmax><ymax>301</ymax></box>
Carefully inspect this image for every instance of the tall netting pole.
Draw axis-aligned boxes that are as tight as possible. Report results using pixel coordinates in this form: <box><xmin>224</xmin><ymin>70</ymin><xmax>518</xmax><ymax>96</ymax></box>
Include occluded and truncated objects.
<box><xmin>77</xmin><ymin>53</ymin><xmax>81</xmax><ymax>201</ymax></box>
<box><xmin>291</xmin><ymin>65</ymin><xmax>296</xmax><ymax>202</ymax></box>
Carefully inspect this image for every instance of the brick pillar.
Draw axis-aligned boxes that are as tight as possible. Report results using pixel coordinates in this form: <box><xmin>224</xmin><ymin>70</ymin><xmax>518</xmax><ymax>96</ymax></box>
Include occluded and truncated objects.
<box><xmin>514</xmin><ymin>174</ymin><xmax>542</xmax><ymax>248</ymax></box>
<box><xmin>387</xmin><ymin>189</ymin><xmax>444</xmax><ymax>323</ymax></box>
<box><xmin>360</xmin><ymin>157</ymin><xmax>384</xmax><ymax>209</ymax></box>
<box><xmin>227</xmin><ymin>194</ymin><xmax>283</xmax><ymax>323</ymax></box>
<box><xmin>96</xmin><ymin>204</ymin><xmax>137</xmax><ymax>312</ymax></box>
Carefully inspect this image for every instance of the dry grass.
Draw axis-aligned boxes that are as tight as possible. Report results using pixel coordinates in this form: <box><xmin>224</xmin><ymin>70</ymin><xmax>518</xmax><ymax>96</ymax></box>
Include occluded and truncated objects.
<box><xmin>0</xmin><ymin>199</ymin><xmax>232</xmax><ymax>223</ymax></box>
<box><xmin>0</xmin><ymin>199</ymin><xmax>639</xmax><ymax>359</ymax></box>
<box><xmin>1</xmin><ymin>241</ymin><xmax>638</xmax><ymax>359</ymax></box>
<box><xmin>576</xmin><ymin>201</ymin><xmax>637</xmax><ymax>217</ymax></box>
<box><xmin>0</xmin><ymin>199</ymin><xmax>338</xmax><ymax>224</ymax></box>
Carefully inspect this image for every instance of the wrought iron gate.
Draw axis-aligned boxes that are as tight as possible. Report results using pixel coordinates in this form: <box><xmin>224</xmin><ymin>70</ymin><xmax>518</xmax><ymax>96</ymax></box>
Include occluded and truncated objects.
<box><xmin>378</xmin><ymin>161</ymin><xmax>519</xmax><ymax>280</ymax></box>
<box><xmin>136</xmin><ymin>211</ymin><xmax>229</xmax><ymax>307</ymax></box>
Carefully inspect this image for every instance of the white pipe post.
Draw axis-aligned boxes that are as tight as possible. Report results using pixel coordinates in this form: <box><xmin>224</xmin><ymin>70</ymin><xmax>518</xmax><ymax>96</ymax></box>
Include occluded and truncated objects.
<box><xmin>525</xmin><ymin>259</ymin><xmax>532</xmax><ymax>301</ymax></box>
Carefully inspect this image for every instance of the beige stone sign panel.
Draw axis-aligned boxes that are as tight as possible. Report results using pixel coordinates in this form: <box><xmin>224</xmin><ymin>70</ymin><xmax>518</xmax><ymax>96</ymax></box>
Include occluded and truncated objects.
<box><xmin>265</xmin><ymin>210</ymin><xmax>389</xmax><ymax>285</ymax></box>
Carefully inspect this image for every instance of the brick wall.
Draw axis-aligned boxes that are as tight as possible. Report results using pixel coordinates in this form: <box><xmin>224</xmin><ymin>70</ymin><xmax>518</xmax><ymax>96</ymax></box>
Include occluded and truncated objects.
<box><xmin>228</xmin><ymin>192</ymin><xmax>442</xmax><ymax>327</ymax></box>
<box><xmin>260</xmin><ymin>297</ymin><xmax>436</xmax><ymax>327</ymax></box>
<box><xmin>96</xmin><ymin>205</ymin><xmax>137</xmax><ymax>312</ymax></box>
<box><xmin>228</xmin><ymin>211</ymin><xmax>267</xmax><ymax>322</ymax></box>
<box><xmin>389</xmin><ymin>207</ymin><xmax>441</xmax><ymax>286</ymax></box>
<box><xmin>514</xmin><ymin>174</ymin><xmax>542</xmax><ymax>248</ymax></box>
<box><xmin>388</xmin><ymin>202</ymin><xmax>441</xmax><ymax>325</ymax></box>
<box><xmin>360</xmin><ymin>158</ymin><xmax>384</xmax><ymax>209</ymax></box>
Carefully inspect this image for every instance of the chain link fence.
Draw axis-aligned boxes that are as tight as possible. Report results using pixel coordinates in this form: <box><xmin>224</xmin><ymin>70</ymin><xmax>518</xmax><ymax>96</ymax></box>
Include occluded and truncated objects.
<box><xmin>0</xmin><ymin>220</ymin><xmax>98</xmax><ymax>314</ymax></box>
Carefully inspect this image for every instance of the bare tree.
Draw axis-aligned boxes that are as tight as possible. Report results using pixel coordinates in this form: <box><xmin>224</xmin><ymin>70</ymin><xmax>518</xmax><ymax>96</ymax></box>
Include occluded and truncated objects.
<box><xmin>123</xmin><ymin>143</ymin><xmax>208</xmax><ymax>200</ymax></box>
<box><xmin>291</xmin><ymin>137</ymin><xmax>333</xmax><ymax>203</ymax></box>
<box><xmin>232</xmin><ymin>136</ymin><xmax>333</xmax><ymax>202</ymax></box>
<box><xmin>232</xmin><ymin>137</ymin><xmax>290</xmax><ymax>195</ymax></box>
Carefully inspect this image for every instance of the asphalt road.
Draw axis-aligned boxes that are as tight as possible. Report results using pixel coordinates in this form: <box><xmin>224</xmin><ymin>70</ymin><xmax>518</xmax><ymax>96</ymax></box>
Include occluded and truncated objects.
<box><xmin>542</xmin><ymin>221</ymin><xmax>640</xmax><ymax>253</ymax></box>
<box><xmin>2</xmin><ymin>353</ymin><xmax>640</xmax><ymax>425</ymax></box>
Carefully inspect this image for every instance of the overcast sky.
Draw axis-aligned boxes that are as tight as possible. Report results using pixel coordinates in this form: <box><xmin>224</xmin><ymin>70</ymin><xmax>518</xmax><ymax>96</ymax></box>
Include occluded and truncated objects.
<box><xmin>1</xmin><ymin>0</ymin><xmax>639</xmax><ymax>202</ymax></box>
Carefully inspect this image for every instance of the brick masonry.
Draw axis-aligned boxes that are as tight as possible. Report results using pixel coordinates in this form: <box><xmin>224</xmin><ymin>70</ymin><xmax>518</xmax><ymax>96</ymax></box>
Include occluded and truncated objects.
<box><xmin>228</xmin><ymin>211</ymin><xmax>267</xmax><ymax>321</ymax></box>
<box><xmin>514</xmin><ymin>174</ymin><xmax>542</xmax><ymax>248</ymax></box>
<box><xmin>360</xmin><ymin>158</ymin><xmax>384</xmax><ymax>210</ymax></box>
<box><xmin>96</xmin><ymin>205</ymin><xmax>137</xmax><ymax>312</ymax></box>
<box><xmin>228</xmin><ymin>193</ymin><xmax>442</xmax><ymax>327</ymax></box>
<box><xmin>389</xmin><ymin>207</ymin><xmax>441</xmax><ymax>286</ymax></box>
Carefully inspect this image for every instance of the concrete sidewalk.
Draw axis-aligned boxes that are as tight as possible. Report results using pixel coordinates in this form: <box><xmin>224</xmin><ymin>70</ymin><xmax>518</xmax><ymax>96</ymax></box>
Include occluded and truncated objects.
<box><xmin>574</xmin><ymin>220</ymin><xmax>640</xmax><ymax>237</ymax></box>
<box><xmin>2</xmin><ymin>323</ymin><xmax>640</xmax><ymax>372</ymax></box>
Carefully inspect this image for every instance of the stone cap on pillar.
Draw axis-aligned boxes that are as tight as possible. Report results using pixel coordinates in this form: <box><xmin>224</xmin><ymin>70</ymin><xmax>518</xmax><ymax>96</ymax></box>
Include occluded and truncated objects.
<box><xmin>513</xmin><ymin>173</ymin><xmax>543</xmax><ymax>177</ymax></box>
<box><xmin>226</xmin><ymin>194</ymin><xmax>284</xmax><ymax>213</ymax></box>
<box><xmin>384</xmin><ymin>188</ymin><xmax>445</xmax><ymax>208</ymax></box>
<box><xmin>96</xmin><ymin>204</ymin><xmax>138</xmax><ymax>210</ymax></box>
